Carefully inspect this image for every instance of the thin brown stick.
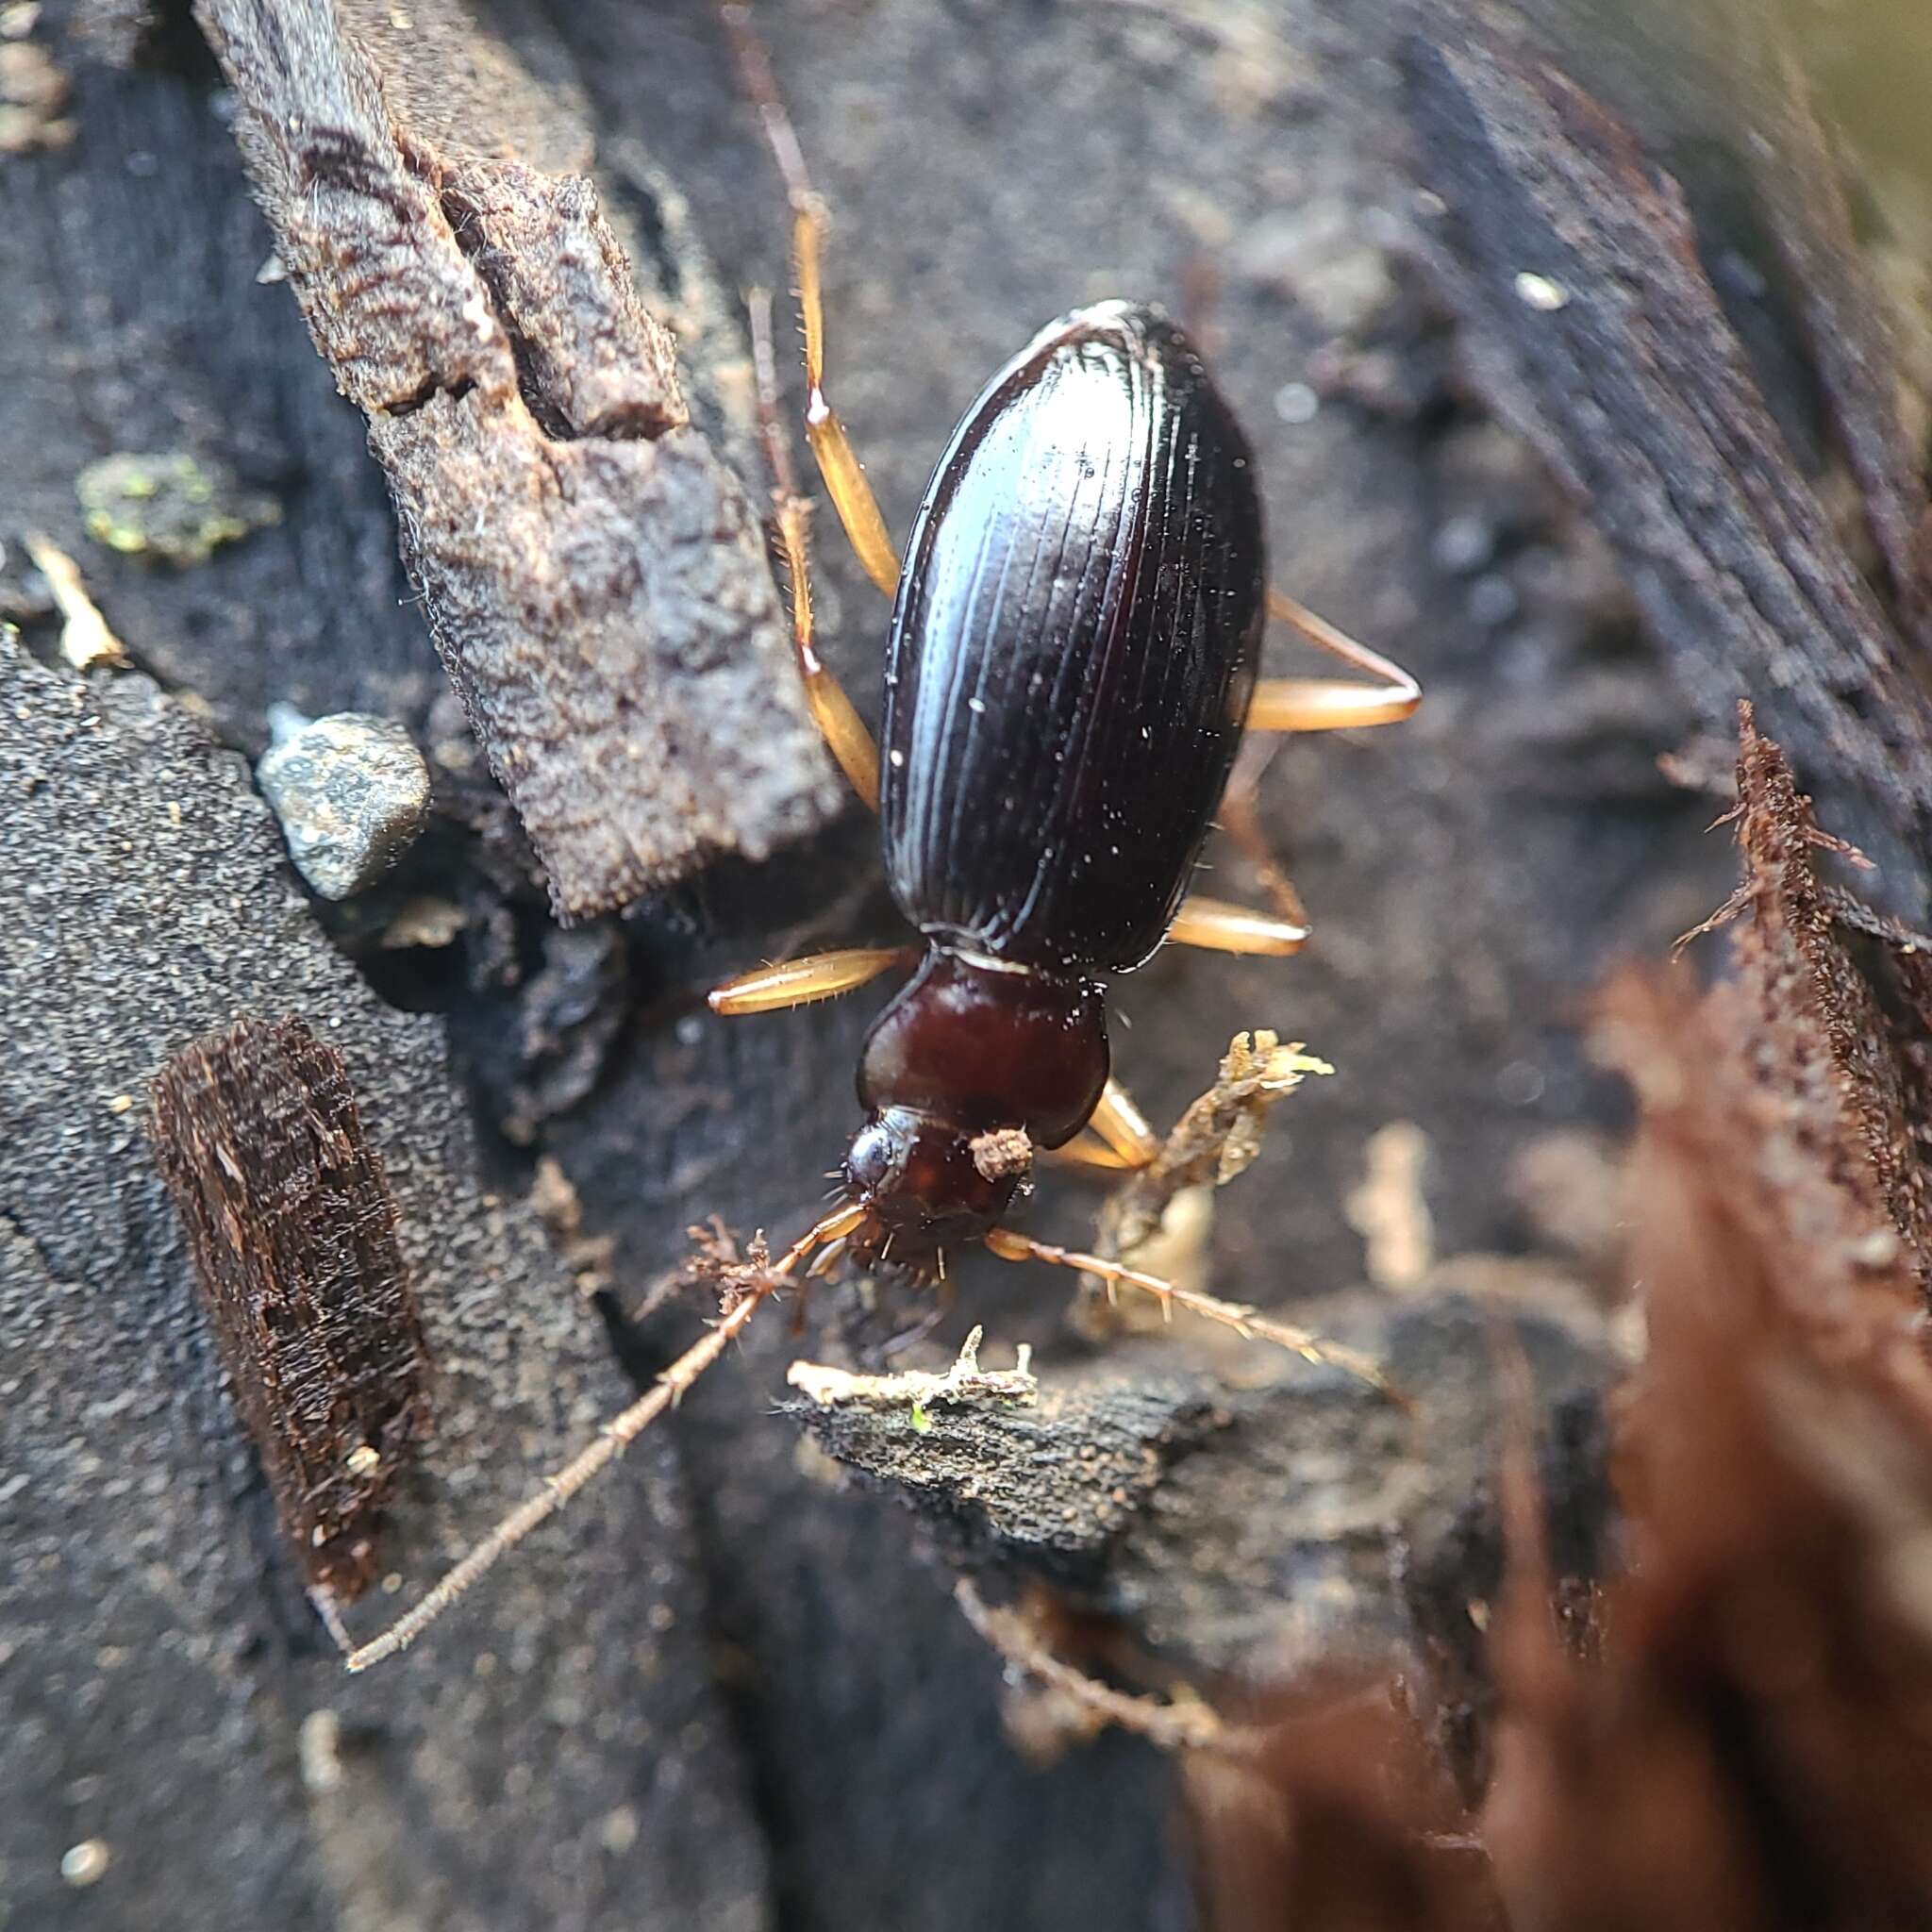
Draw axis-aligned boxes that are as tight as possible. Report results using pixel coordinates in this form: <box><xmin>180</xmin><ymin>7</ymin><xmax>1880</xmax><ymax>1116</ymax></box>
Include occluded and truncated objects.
<box><xmin>954</xmin><ymin>1577</ymin><xmax>1236</xmax><ymax>1754</ymax></box>
<box><xmin>343</xmin><ymin>1204</ymin><xmax>865</xmax><ymax>1672</ymax></box>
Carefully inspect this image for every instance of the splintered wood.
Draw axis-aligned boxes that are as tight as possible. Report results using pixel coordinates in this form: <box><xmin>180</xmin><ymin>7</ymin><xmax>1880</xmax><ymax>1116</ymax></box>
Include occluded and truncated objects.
<box><xmin>1185</xmin><ymin>1675</ymin><xmax>1490</xmax><ymax>1932</ymax></box>
<box><xmin>149</xmin><ymin>1016</ymin><xmax>430</xmax><ymax>1609</ymax></box>
<box><xmin>193</xmin><ymin>0</ymin><xmax>842</xmax><ymax>917</ymax></box>
<box><xmin>1405</xmin><ymin>9</ymin><xmax>1932</xmax><ymax>904</ymax></box>
<box><xmin>1183</xmin><ymin>715</ymin><xmax>1932</xmax><ymax>1932</ymax></box>
<box><xmin>787</xmin><ymin>1325</ymin><xmax>1037</xmax><ymax>1414</ymax></box>
<box><xmin>1673</xmin><ymin>704</ymin><xmax>1932</xmax><ymax>1301</ymax></box>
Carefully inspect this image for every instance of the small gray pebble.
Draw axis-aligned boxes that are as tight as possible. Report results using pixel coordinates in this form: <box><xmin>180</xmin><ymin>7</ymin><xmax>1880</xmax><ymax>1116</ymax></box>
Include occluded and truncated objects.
<box><xmin>257</xmin><ymin>711</ymin><xmax>430</xmax><ymax>900</ymax></box>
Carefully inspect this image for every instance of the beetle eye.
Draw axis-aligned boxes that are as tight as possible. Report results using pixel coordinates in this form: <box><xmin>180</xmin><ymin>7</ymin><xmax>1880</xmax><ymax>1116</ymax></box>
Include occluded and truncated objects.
<box><xmin>843</xmin><ymin>1118</ymin><xmax>903</xmax><ymax>1199</ymax></box>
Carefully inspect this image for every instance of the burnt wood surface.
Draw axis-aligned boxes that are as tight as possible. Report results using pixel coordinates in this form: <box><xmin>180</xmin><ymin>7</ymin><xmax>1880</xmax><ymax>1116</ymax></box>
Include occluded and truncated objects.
<box><xmin>0</xmin><ymin>645</ymin><xmax>771</xmax><ymax>1932</ymax></box>
<box><xmin>1405</xmin><ymin>0</ymin><xmax>1932</xmax><ymax>911</ymax></box>
<box><xmin>6</xmin><ymin>1</ymin><xmax>1929</xmax><ymax>1928</ymax></box>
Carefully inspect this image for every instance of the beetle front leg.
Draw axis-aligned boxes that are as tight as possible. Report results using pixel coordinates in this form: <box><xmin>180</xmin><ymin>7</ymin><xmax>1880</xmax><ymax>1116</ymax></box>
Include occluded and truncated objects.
<box><xmin>1046</xmin><ymin>1135</ymin><xmax>1140</xmax><ymax>1172</ymax></box>
<box><xmin>1050</xmin><ymin>1076</ymin><xmax>1163</xmax><ymax>1171</ymax></box>
<box><xmin>708</xmin><ymin>945</ymin><xmax>917</xmax><ymax>1017</ymax></box>
<box><xmin>1088</xmin><ymin>1076</ymin><xmax>1161</xmax><ymax>1167</ymax></box>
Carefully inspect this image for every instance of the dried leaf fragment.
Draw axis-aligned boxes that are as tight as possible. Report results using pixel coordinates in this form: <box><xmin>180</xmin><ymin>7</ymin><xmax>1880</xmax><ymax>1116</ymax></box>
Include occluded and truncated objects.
<box><xmin>1099</xmin><ymin>1030</ymin><xmax>1332</xmax><ymax>1260</ymax></box>
<box><xmin>149</xmin><ymin>1016</ymin><xmax>430</xmax><ymax>1606</ymax></box>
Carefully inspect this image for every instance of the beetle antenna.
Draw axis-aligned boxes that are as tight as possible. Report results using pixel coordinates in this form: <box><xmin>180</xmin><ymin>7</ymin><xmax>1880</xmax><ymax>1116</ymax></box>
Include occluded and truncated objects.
<box><xmin>341</xmin><ymin>1202</ymin><xmax>867</xmax><ymax>1672</ymax></box>
<box><xmin>981</xmin><ymin>1227</ymin><xmax>1404</xmax><ymax>1406</ymax></box>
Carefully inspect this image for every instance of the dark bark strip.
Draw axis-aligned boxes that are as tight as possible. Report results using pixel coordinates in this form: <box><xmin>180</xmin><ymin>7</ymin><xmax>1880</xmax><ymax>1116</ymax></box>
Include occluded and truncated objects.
<box><xmin>1405</xmin><ymin>15</ymin><xmax>1932</xmax><ymax>913</ymax></box>
<box><xmin>150</xmin><ymin>1014</ymin><xmax>431</xmax><ymax>1606</ymax></box>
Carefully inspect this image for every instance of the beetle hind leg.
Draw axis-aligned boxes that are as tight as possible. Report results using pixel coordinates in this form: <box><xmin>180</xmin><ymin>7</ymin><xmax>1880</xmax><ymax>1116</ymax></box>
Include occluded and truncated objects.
<box><xmin>1165</xmin><ymin>593</ymin><xmax>1422</xmax><ymax>956</ymax></box>
<box><xmin>724</xmin><ymin>3</ymin><xmax>900</xmax><ymax>603</ymax></box>
<box><xmin>1164</xmin><ymin>741</ymin><xmax>1313</xmax><ymax>958</ymax></box>
<box><xmin>771</xmin><ymin>486</ymin><xmax>880</xmax><ymax>809</ymax></box>
<box><xmin>1167</xmin><ymin>894</ymin><xmax>1310</xmax><ymax>958</ymax></box>
<box><xmin>1246</xmin><ymin>588</ymin><xmax>1421</xmax><ymax>733</ymax></box>
<box><xmin>751</xmin><ymin>291</ymin><xmax>882</xmax><ymax>810</ymax></box>
<box><xmin>791</xmin><ymin>199</ymin><xmax>902</xmax><ymax>602</ymax></box>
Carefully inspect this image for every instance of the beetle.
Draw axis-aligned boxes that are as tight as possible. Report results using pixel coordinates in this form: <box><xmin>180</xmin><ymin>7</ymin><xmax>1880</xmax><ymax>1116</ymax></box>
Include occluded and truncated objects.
<box><xmin>343</xmin><ymin>62</ymin><xmax>1418</xmax><ymax>1674</ymax></box>
<box><xmin>698</xmin><ymin>208</ymin><xmax>1419</xmax><ymax>1286</ymax></box>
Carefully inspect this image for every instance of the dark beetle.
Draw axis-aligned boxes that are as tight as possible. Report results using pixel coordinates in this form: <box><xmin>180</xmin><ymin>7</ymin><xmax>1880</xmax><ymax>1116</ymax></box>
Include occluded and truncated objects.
<box><xmin>709</xmin><ymin>228</ymin><xmax>1419</xmax><ymax>1281</ymax></box>
<box><xmin>847</xmin><ymin>300</ymin><xmax>1265</xmax><ymax>1257</ymax></box>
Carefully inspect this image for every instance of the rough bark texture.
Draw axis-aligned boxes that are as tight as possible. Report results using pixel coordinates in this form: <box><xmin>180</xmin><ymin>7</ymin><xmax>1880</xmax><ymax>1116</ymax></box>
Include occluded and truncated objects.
<box><xmin>193</xmin><ymin>0</ymin><xmax>842</xmax><ymax>919</ymax></box>
<box><xmin>7</xmin><ymin>0</ymin><xmax>1932</xmax><ymax>1927</ymax></box>
<box><xmin>795</xmin><ymin>1286</ymin><xmax>1614</xmax><ymax>1697</ymax></box>
<box><xmin>1405</xmin><ymin>0</ymin><xmax>1932</xmax><ymax>907</ymax></box>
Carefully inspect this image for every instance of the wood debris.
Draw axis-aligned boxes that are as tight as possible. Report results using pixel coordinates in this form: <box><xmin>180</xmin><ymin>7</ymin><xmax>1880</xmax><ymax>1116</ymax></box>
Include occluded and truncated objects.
<box><xmin>193</xmin><ymin>0</ymin><xmax>842</xmax><ymax>918</ymax></box>
<box><xmin>788</xmin><ymin>1324</ymin><xmax>1037</xmax><ymax>1416</ymax></box>
<box><xmin>148</xmin><ymin>1015</ymin><xmax>430</xmax><ymax>1612</ymax></box>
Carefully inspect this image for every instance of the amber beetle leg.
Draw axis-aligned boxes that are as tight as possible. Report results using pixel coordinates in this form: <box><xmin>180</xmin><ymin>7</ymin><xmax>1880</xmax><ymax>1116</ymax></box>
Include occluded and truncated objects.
<box><xmin>708</xmin><ymin>946</ymin><xmax>917</xmax><ymax>1018</ymax></box>
<box><xmin>1247</xmin><ymin>588</ymin><xmax>1422</xmax><ymax>732</ymax></box>
<box><xmin>792</xmin><ymin>200</ymin><xmax>901</xmax><ymax>601</ymax></box>
<box><xmin>750</xmin><ymin>290</ymin><xmax>883</xmax><ymax>808</ymax></box>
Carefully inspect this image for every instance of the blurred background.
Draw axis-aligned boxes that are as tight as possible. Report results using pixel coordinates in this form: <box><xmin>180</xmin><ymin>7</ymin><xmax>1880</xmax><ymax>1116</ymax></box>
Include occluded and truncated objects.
<box><xmin>7</xmin><ymin>1</ymin><xmax>1932</xmax><ymax>1927</ymax></box>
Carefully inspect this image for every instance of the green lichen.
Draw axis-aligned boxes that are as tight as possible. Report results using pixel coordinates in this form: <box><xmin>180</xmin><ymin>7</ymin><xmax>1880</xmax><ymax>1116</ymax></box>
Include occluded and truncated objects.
<box><xmin>75</xmin><ymin>452</ymin><xmax>280</xmax><ymax>567</ymax></box>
